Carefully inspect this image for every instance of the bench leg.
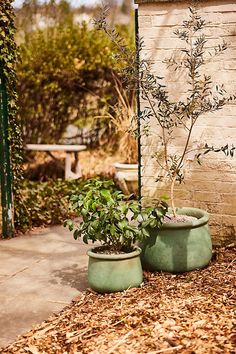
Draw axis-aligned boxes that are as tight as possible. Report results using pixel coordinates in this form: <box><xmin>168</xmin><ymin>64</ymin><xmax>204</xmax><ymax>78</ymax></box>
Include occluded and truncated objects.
<box><xmin>74</xmin><ymin>152</ymin><xmax>82</xmax><ymax>177</ymax></box>
<box><xmin>65</xmin><ymin>152</ymin><xmax>82</xmax><ymax>179</ymax></box>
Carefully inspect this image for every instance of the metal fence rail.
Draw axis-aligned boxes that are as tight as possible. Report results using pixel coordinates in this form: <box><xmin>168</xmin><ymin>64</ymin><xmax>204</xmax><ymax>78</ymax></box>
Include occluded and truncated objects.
<box><xmin>0</xmin><ymin>70</ymin><xmax>14</xmax><ymax>238</ymax></box>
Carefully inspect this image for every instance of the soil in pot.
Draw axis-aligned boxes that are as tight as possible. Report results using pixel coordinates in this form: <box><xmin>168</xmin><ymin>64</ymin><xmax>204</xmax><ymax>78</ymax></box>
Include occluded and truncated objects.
<box><xmin>164</xmin><ymin>214</ymin><xmax>197</xmax><ymax>224</ymax></box>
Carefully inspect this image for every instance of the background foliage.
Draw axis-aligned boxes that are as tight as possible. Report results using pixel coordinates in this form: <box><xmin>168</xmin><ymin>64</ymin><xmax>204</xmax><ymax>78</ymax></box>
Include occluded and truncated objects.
<box><xmin>16</xmin><ymin>0</ymin><xmax>134</xmax><ymax>144</ymax></box>
<box><xmin>16</xmin><ymin>178</ymin><xmax>118</xmax><ymax>231</ymax></box>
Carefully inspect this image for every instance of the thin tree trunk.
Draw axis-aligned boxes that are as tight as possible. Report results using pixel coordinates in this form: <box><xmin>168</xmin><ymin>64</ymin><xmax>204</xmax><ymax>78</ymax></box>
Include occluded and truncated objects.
<box><xmin>170</xmin><ymin>176</ymin><xmax>177</xmax><ymax>217</ymax></box>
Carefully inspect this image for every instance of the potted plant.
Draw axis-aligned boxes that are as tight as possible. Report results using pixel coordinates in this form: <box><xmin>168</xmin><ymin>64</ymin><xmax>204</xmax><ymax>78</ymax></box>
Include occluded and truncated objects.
<box><xmin>65</xmin><ymin>179</ymin><xmax>167</xmax><ymax>292</ymax></box>
<box><xmin>138</xmin><ymin>8</ymin><xmax>235</xmax><ymax>273</ymax></box>
<box><xmin>95</xmin><ymin>7</ymin><xmax>235</xmax><ymax>273</ymax></box>
<box><xmin>110</xmin><ymin>78</ymin><xmax>138</xmax><ymax>195</ymax></box>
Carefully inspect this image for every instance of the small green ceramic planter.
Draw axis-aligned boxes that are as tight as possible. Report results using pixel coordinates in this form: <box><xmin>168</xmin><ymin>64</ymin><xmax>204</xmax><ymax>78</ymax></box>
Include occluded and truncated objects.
<box><xmin>87</xmin><ymin>246</ymin><xmax>143</xmax><ymax>293</ymax></box>
<box><xmin>140</xmin><ymin>207</ymin><xmax>212</xmax><ymax>273</ymax></box>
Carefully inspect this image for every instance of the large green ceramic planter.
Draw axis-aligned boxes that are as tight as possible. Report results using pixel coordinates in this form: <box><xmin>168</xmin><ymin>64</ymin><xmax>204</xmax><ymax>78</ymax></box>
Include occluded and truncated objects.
<box><xmin>140</xmin><ymin>207</ymin><xmax>212</xmax><ymax>273</ymax></box>
<box><xmin>87</xmin><ymin>247</ymin><xmax>143</xmax><ymax>293</ymax></box>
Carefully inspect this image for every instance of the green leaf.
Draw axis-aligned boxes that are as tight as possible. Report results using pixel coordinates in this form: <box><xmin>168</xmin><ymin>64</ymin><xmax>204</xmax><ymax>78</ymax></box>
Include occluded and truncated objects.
<box><xmin>73</xmin><ymin>229</ymin><xmax>79</xmax><ymax>240</ymax></box>
<box><xmin>83</xmin><ymin>234</ymin><xmax>88</xmax><ymax>244</ymax></box>
<box><xmin>65</xmin><ymin>219</ymin><xmax>74</xmax><ymax>231</ymax></box>
<box><xmin>101</xmin><ymin>189</ymin><xmax>113</xmax><ymax>203</ymax></box>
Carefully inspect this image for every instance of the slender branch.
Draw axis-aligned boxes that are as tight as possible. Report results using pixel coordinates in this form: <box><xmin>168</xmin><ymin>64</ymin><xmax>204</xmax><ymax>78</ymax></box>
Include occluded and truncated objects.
<box><xmin>176</xmin><ymin>23</ymin><xmax>195</xmax><ymax>177</ymax></box>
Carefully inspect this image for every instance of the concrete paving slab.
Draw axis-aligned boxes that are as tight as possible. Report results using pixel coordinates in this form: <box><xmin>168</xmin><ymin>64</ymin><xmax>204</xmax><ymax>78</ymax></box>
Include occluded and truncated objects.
<box><xmin>0</xmin><ymin>225</ymin><xmax>93</xmax><ymax>349</ymax></box>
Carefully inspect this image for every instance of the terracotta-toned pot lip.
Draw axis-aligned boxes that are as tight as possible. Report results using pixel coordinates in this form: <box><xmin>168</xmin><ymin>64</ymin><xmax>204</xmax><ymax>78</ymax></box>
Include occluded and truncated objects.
<box><xmin>87</xmin><ymin>246</ymin><xmax>141</xmax><ymax>260</ymax></box>
<box><xmin>162</xmin><ymin>207</ymin><xmax>209</xmax><ymax>230</ymax></box>
<box><xmin>113</xmin><ymin>162</ymin><xmax>138</xmax><ymax>169</ymax></box>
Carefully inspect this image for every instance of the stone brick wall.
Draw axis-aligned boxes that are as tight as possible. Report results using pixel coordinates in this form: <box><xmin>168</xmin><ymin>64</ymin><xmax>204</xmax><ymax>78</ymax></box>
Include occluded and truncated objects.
<box><xmin>135</xmin><ymin>0</ymin><xmax>236</xmax><ymax>245</ymax></box>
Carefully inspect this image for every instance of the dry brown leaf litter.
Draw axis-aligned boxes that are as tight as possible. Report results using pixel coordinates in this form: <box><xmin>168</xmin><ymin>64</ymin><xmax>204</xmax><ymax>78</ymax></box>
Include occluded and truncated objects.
<box><xmin>2</xmin><ymin>246</ymin><xmax>235</xmax><ymax>354</ymax></box>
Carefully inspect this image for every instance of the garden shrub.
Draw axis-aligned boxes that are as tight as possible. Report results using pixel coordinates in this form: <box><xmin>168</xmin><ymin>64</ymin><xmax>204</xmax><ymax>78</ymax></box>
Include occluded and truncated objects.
<box><xmin>15</xmin><ymin>179</ymin><xmax>84</xmax><ymax>230</ymax></box>
<box><xmin>15</xmin><ymin>177</ymin><xmax>119</xmax><ymax>231</ymax></box>
<box><xmin>17</xmin><ymin>19</ymin><xmax>134</xmax><ymax>144</ymax></box>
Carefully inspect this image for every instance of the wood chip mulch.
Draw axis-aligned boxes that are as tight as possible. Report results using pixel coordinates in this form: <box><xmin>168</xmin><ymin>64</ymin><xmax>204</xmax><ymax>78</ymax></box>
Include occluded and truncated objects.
<box><xmin>2</xmin><ymin>246</ymin><xmax>236</xmax><ymax>354</ymax></box>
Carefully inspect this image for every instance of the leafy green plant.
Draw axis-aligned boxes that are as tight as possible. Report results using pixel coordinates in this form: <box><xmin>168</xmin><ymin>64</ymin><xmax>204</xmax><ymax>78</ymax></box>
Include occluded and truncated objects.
<box><xmin>96</xmin><ymin>6</ymin><xmax>235</xmax><ymax>217</ymax></box>
<box><xmin>0</xmin><ymin>0</ymin><xmax>24</xmax><ymax>229</ymax></box>
<box><xmin>65</xmin><ymin>179</ymin><xmax>167</xmax><ymax>253</ymax></box>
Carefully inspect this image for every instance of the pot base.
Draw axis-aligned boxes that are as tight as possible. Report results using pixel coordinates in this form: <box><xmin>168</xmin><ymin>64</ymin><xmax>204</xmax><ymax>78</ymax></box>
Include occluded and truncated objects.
<box><xmin>87</xmin><ymin>247</ymin><xmax>143</xmax><ymax>293</ymax></box>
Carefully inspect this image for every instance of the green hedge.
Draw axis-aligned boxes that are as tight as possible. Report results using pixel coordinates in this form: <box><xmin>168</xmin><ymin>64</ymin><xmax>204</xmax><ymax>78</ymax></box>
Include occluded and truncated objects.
<box><xmin>0</xmin><ymin>1</ymin><xmax>24</xmax><ymax>233</ymax></box>
<box><xmin>17</xmin><ymin>21</ymin><xmax>134</xmax><ymax>144</ymax></box>
<box><xmin>15</xmin><ymin>178</ymin><xmax>119</xmax><ymax>231</ymax></box>
<box><xmin>15</xmin><ymin>178</ymin><xmax>88</xmax><ymax>230</ymax></box>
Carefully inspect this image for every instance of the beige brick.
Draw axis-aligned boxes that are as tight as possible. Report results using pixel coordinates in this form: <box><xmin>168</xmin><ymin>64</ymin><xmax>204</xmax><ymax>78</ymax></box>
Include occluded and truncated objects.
<box><xmin>213</xmin><ymin>70</ymin><xmax>236</xmax><ymax>84</ymax></box>
<box><xmin>199</xmin><ymin>116</ymin><xmax>236</xmax><ymax>127</ymax></box>
<box><xmin>204</xmin><ymin>24</ymin><xmax>236</xmax><ymax>38</ymax></box>
<box><xmin>194</xmin><ymin>191</ymin><xmax>222</xmax><ymax>203</ymax></box>
<box><xmin>140</xmin><ymin>2</ymin><xmax>191</xmax><ymax>15</ymax></box>
<box><xmin>221</xmin><ymin>12</ymin><xmax>236</xmax><ymax>24</ymax></box>
<box><xmin>173</xmin><ymin>189</ymin><xmax>194</xmax><ymax>200</ymax></box>
<box><xmin>221</xmin><ymin>193</ymin><xmax>236</xmax><ymax>204</ymax></box>
<box><xmin>139</xmin><ymin>4</ymin><xmax>166</xmax><ymax>15</ymax></box>
<box><xmin>224</xmin><ymin>61</ymin><xmax>236</xmax><ymax>70</ymax></box>
<box><xmin>142</xmin><ymin>164</ymin><xmax>163</xmax><ymax>177</ymax></box>
<box><xmin>208</xmin><ymin>213</ymin><xmax>222</xmax><ymax>225</ymax></box>
<box><xmin>139</xmin><ymin>15</ymin><xmax>152</xmax><ymax>28</ymax></box>
<box><xmin>141</xmin><ymin>176</ymin><xmax>157</xmax><ymax>186</ymax></box>
<box><xmin>142</xmin><ymin>37</ymin><xmax>185</xmax><ymax>50</ymax></box>
<box><xmin>140</xmin><ymin>9</ymin><xmax>172</xmax><ymax>18</ymax></box>
<box><xmin>188</xmin><ymin>171</ymin><xmax>236</xmax><ymax>183</ymax></box>
<box><xmin>198</xmin><ymin>12</ymin><xmax>222</xmax><ymax>25</ymax></box>
<box><xmin>201</xmin><ymin>2</ymin><xmax>236</xmax><ymax>13</ymax></box>
<box><xmin>195</xmin><ymin>202</ymin><xmax>220</xmax><ymax>214</ymax></box>
<box><xmin>188</xmin><ymin>181</ymin><xmax>236</xmax><ymax>194</ymax></box>
<box><xmin>213</xmin><ymin>182</ymin><xmax>236</xmax><ymax>194</ymax></box>
<box><xmin>140</xmin><ymin>48</ymin><xmax>174</xmax><ymax>60</ymax></box>
<box><xmin>217</xmin><ymin>203</ymin><xmax>236</xmax><ymax>216</ymax></box>
<box><xmin>220</xmin><ymin>214</ymin><xmax>236</xmax><ymax>224</ymax></box>
<box><xmin>140</xmin><ymin>27</ymin><xmax>179</xmax><ymax>39</ymax></box>
<box><xmin>141</xmin><ymin>157</ymin><xmax>155</xmax><ymax>168</ymax></box>
<box><xmin>189</xmin><ymin>158</ymin><xmax>235</xmax><ymax>171</ymax></box>
<box><xmin>152</xmin><ymin>14</ymin><xmax>187</xmax><ymax>27</ymax></box>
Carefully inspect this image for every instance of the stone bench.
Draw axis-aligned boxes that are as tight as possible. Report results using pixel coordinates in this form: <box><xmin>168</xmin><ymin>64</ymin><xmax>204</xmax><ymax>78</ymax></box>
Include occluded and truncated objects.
<box><xmin>25</xmin><ymin>144</ymin><xmax>87</xmax><ymax>179</ymax></box>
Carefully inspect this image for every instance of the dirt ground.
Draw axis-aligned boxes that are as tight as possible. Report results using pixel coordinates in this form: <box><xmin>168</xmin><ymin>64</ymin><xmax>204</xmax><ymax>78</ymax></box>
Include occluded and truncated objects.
<box><xmin>2</xmin><ymin>245</ymin><xmax>235</xmax><ymax>354</ymax></box>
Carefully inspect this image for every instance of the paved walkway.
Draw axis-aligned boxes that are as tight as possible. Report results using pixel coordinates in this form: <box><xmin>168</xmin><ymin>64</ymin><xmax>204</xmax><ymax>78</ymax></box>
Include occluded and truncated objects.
<box><xmin>0</xmin><ymin>225</ymin><xmax>91</xmax><ymax>348</ymax></box>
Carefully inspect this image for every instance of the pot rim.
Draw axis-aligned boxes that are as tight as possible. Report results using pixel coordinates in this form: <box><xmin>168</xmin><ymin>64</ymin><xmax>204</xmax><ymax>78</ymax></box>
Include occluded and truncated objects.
<box><xmin>113</xmin><ymin>162</ymin><xmax>138</xmax><ymax>169</ymax></box>
<box><xmin>162</xmin><ymin>207</ymin><xmax>209</xmax><ymax>230</ymax></box>
<box><xmin>87</xmin><ymin>246</ymin><xmax>141</xmax><ymax>260</ymax></box>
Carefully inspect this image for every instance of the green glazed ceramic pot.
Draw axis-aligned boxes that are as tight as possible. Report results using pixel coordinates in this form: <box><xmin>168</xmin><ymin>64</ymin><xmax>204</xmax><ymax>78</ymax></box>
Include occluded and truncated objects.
<box><xmin>87</xmin><ymin>246</ymin><xmax>143</xmax><ymax>293</ymax></box>
<box><xmin>140</xmin><ymin>207</ymin><xmax>212</xmax><ymax>273</ymax></box>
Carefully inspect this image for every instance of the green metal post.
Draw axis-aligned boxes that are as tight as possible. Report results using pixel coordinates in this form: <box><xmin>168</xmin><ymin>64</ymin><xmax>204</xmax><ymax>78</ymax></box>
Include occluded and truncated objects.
<box><xmin>135</xmin><ymin>8</ymin><xmax>142</xmax><ymax>202</ymax></box>
<box><xmin>0</xmin><ymin>70</ymin><xmax>14</xmax><ymax>238</ymax></box>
